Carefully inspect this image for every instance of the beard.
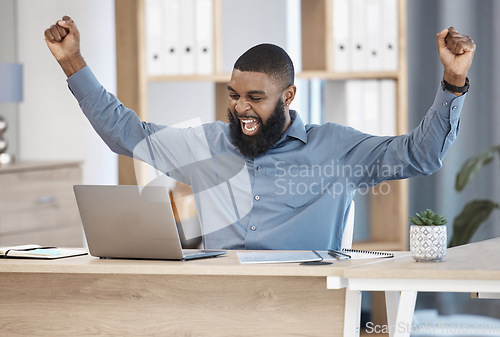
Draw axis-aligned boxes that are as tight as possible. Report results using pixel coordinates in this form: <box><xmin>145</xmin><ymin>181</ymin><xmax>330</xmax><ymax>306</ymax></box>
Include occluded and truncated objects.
<box><xmin>228</xmin><ymin>98</ymin><xmax>287</xmax><ymax>158</ymax></box>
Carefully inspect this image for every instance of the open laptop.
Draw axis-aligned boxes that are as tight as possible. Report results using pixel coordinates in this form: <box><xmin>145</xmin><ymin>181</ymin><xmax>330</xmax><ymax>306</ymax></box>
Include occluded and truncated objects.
<box><xmin>73</xmin><ymin>185</ymin><xmax>226</xmax><ymax>260</ymax></box>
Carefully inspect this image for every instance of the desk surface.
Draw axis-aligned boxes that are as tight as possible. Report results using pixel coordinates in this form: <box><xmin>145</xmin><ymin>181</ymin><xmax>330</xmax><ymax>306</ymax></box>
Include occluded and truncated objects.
<box><xmin>0</xmin><ymin>249</ymin><xmax>408</xmax><ymax>277</ymax></box>
<box><xmin>345</xmin><ymin>237</ymin><xmax>500</xmax><ymax>281</ymax></box>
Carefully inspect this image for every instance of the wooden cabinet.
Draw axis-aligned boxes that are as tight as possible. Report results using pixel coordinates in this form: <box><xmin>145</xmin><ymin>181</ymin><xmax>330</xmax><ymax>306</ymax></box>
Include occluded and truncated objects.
<box><xmin>0</xmin><ymin>161</ymin><xmax>83</xmax><ymax>247</ymax></box>
<box><xmin>115</xmin><ymin>0</ymin><xmax>408</xmax><ymax>251</ymax></box>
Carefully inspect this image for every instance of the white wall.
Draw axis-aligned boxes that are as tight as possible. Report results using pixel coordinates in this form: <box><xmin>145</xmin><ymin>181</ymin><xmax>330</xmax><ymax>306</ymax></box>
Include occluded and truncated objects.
<box><xmin>0</xmin><ymin>0</ymin><xmax>19</xmax><ymax>158</ymax></box>
<box><xmin>17</xmin><ymin>0</ymin><xmax>117</xmax><ymax>185</ymax></box>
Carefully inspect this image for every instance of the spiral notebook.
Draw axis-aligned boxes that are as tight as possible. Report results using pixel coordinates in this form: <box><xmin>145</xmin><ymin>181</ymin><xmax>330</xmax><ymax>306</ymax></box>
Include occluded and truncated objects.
<box><xmin>328</xmin><ymin>248</ymin><xmax>394</xmax><ymax>260</ymax></box>
<box><xmin>0</xmin><ymin>245</ymin><xmax>87</xmax><ymax>259</ymax></box>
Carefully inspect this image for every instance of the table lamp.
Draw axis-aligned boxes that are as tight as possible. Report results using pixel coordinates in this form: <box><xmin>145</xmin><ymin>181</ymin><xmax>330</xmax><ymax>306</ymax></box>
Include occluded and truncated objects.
<box><xmin>0</xmin><ymin>63</ymin><xmax>23</xmax><ymax>165</ymax></box>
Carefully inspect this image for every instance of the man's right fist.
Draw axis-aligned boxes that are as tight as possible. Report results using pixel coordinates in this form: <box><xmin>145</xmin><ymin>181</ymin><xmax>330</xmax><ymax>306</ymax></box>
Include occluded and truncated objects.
<box><xmin>45</xmin><ymin>16</ymin><xmax>86</xmax><ymax>77</ymax></box>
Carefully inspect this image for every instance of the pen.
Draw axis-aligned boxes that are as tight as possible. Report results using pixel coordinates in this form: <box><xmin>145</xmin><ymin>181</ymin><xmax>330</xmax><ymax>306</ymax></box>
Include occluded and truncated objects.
<box><xmin>328</xmin><ymin>249</ymin><xmax>351</xmax><ymax>259</ymax></box>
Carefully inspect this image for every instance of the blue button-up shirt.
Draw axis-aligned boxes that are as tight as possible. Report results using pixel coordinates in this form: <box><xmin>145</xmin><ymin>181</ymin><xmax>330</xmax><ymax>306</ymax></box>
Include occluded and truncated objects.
<box><xmin>68</xmin><ymin>66</ymin><xmax>465</xmax><ymax>251</ymax></box>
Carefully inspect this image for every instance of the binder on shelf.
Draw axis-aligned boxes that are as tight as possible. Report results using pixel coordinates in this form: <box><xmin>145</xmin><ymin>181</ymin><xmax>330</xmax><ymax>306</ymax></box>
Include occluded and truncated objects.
<box><xmin>332</xmin><ymin>0</ymin><xmax>351</xmax><ymax>72</ymax></box>
<box><xmin>361</xmin><ymin>80</ymin><xmax>381</xmax><ymax>135</ymax></box>
<box><xmin>349</xmin><ymin>0</ymin><xmax>367</xmax><ymax>72</ymax></box>
<box><xmin>365</xmin><ymin>0</ymin><xmax>383</xmax><ymax>71</ymax></box>
<box><xmin>195</xmin><ymin>0</ymin><xmax>214</xmax><ymax>75</ymax></box>
<box><xmin>164</xmin><ymin>0</ymin><xmax>181</xmax><ymax>75</ymax></box>
<box><xmin>179</xmin><ymin>0</ymin><xmax>196</xmax><ymax>75</ymax></box>
<box><xmin>145</xmin><ymin>0</ymin><xmax>166</xmax><ymax>76</ymax></box>
<box><xmin>381</xmin><ymin>0</ymin><xmax>399</xmax><ymax>71</ymax></box>
<box><xmin>345</xmin><ymin>80</ymin><xmax>365</xmax><ymax>132</ymax></box>
<box><xmin>322</xmin><ymin>81</ymin><xmax>347</xmax><ymax>125</ymax></box>
<box><xmin>379</xmin><ymin>79</ymin><xmax>397</xmax><ymax>136</ymax></box>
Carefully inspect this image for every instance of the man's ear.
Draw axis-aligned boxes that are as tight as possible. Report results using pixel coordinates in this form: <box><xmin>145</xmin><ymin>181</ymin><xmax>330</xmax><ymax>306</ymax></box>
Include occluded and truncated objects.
<box><xmin>283</xmin><ymin>85</ymin><xmax>297</xmax><ymax>106</ymax></box>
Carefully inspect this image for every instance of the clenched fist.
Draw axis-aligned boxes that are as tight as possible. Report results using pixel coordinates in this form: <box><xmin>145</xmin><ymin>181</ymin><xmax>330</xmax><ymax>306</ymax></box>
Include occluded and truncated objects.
<box><xmin>45</xmin><ymin>16</ymin><xmax>86</xmax><ymax>77</ymax></box>
<box><xmin>437</xmin><ymin>27</ymin><xmax>476</xmax><ymax>91</ymax></box>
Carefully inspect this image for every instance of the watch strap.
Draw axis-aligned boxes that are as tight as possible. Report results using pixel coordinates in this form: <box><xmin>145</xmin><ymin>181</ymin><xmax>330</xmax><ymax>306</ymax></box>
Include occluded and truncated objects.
<box><xmin>441</xmin><ymin>77</ymin><xmax>469</xmax><ymax>94</ymax></box>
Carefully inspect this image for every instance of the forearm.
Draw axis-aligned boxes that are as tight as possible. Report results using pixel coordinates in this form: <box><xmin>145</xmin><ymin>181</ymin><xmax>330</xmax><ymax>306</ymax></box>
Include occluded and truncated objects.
<box><xmin>387</xmin><ymin>86</ymin><xmax>465</xmax><ymax>178</ymax></box>
<box><xmin>59</xmin><ymin>53</ymin><xmax>87</xmax><ymax>78</ymax></box>
<box><xmin>344</xmin><ymin>85</ymin><xmax>465</xmax><ymax>187</ymax></box>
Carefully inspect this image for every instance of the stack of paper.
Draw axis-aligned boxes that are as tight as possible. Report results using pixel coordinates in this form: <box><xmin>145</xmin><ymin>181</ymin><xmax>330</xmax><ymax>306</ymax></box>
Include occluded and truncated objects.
<box><xmin>237</xmin><ymin>251</ymin><xmax>322</xmax><ymax>264</ymax></box>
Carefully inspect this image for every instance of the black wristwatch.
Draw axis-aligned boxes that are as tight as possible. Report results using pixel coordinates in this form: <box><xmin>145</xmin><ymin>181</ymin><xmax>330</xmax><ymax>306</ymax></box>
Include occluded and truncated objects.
<box><xmin>441</xmin><ymin>77</ymin><xmax>469</xmax><ymax>94</ymax></box>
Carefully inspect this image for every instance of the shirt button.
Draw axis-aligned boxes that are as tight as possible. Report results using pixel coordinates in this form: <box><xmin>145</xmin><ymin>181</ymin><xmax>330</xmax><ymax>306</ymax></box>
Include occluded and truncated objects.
<box><xmin>254</xmin><ymin>195</ymin><xmax>260</xmax><ymax>201</ymax></box>
<box><xmin>442</xmin><ymin>101</ymin><xmax>448</xmax><ymax>106</ymax></box>
<box><xmin>452</xmin><ymin>106</ymin><xmax>457</xmax><ymax>110</ymax></box>
<box><xmin>250</xmin><ymin>226</ymin><xmax>257</xmax><ymax>231</ymax></box>
<box><xmin>256</xmin><ymin>166</ymin><xmax>262</xmax><ymax>171</ymax></box>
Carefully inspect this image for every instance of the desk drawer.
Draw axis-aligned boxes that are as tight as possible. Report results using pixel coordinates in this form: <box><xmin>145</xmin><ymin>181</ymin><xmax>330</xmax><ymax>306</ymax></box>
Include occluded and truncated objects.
<box><xmin>0</xmin><ymin>166</ymin><xmax>81</xmax><ymax>234</ymax></box>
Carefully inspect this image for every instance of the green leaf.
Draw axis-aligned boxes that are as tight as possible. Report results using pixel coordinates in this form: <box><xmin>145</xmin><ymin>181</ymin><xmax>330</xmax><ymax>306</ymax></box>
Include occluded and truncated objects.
<box><xmin>455</xmin><ymin>145</ymin><xmax>500</xmax><ymax>192</ymax></box>
<box><xmin>409</xmin><ymin>216</ymin><xmax>424</xmax><ymax>225</ymax></box>
<box><xmin>448</xmin><ymin>200</ymin><xmax>499</xmax><ymax>248</ymax></box>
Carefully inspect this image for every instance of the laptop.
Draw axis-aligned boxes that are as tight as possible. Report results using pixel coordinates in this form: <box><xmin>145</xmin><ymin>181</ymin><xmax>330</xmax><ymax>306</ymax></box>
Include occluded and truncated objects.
<box><xmin>73</xmin><ymin>185</ymin><xmax>226</xmax><ymax>260</ymax></box>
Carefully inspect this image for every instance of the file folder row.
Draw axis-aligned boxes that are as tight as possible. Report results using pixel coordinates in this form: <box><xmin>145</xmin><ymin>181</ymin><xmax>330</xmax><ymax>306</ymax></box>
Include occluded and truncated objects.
<box><xmin>146</xmin><ymin>0</ymin><xmax>214</xmax><ymax>76</ymax></box>
<box><xmin>332</xmin><ymin>0</ymin><xmax>399</xmax><ymax>73</ymax></box>
<box><xmin>323</xmin><ymin>79</ymin><xmax>397</xmax><ymax>136</ymax></box>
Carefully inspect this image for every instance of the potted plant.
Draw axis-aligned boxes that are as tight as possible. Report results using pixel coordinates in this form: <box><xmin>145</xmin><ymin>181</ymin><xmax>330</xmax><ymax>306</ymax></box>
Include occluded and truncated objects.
<box><xmin>409</xmin><ymin>209</ymin><xmax>448</xmax><ymax>262</ymax></box>
<box><xmin>449</xmin><ymin>144</ymin><xmax>500</xmax><ymax>247</ymax></box>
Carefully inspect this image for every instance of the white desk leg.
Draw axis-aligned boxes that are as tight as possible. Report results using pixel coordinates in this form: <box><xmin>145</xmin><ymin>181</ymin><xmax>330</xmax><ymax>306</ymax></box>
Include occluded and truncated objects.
<box><xmin>344</xmin><ymin>290</ymin><xmax>362</xmax><ymax>337</ymax></box>
<box><xmin>385</xmin><ymin>290</ymin><xmax>400</xmax><ymax>336</ymax></box>
<box><xmin>385</xmin><ymin>290</ymin><xmax>417</xmax><ymax>337</ymax></box>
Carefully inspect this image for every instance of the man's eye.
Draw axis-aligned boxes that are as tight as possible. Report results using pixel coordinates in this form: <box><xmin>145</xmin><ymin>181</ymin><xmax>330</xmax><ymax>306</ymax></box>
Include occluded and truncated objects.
<box><xmin>229</xmin><ymin>94</ymin><xmax>239</xmax><ymax>100</ymax></box>
<box><xmin>250</xmin><ymin>97</ymin><xmax>262</xmax><ymax>101</ymax></box>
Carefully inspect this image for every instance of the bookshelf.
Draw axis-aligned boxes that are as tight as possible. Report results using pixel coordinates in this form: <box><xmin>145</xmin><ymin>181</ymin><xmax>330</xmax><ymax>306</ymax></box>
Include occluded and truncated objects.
<box><xmin>114</xmin><ymin>0</ymin><xmax>409</xmax><ymax>252</ymax></box>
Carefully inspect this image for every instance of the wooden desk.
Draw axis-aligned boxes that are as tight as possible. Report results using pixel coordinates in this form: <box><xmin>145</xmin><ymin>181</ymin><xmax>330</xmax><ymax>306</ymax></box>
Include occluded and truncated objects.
<box><xmin>342</xmin><ymin>237</ymin><xmax>500</xmax><ymax>337</ymax></box>
<box><xmin>0</xmin><ymin>251</ymin><xmax>397</xmax><ymax>337</ymax></box>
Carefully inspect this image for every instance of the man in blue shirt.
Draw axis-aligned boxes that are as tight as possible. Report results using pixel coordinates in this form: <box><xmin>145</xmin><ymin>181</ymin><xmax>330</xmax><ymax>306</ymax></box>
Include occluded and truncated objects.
<box><xmin>44</xmin><ymin>16</ymin><xmax>475</xmax><ymax>251</ymax></box>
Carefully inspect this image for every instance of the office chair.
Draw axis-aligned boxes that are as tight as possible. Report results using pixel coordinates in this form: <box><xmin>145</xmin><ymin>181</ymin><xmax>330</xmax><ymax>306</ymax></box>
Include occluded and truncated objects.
<box><xmin>341</xmin><ymin>201</ymin><xmax>355</xmax><ymax>250</ymax></box>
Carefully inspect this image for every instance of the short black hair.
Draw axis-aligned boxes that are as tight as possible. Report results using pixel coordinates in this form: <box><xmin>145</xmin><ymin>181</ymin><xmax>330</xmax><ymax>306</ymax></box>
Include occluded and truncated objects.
<box><xmin>233</xmin><ymin>43</ymin><xmax>294</xmax><ymax>90</ymax></box>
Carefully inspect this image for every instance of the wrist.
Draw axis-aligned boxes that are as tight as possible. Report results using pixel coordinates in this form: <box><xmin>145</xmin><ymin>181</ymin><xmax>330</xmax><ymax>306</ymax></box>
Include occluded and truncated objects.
<box><xmin>441</xmin><ymin>77</ymin><xmax>469</xmax><ymax>96</ymax></box>
<box><xmin>443</xmin><ymin>70</ymin><xmax>467</xmax><ymax>87</ymax></box>
<box><xmin>58</xmin><ymin>53</ymin><xmax>87</xmax><ymax>77</ymax></box>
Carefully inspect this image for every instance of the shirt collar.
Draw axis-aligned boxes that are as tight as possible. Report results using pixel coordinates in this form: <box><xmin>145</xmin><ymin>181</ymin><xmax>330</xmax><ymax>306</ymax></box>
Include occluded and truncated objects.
<box><xmin>277</xmin><ymin>110</ymin><xmax>308</xmax><ymax>145</ymax></box>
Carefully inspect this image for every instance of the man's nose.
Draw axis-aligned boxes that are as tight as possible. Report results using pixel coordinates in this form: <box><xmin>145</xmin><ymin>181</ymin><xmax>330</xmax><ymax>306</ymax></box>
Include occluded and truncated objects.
<box><xmin>235</xmin><ymin>98</ymin><xmax>250</xmax><ymax>113</ymax></box>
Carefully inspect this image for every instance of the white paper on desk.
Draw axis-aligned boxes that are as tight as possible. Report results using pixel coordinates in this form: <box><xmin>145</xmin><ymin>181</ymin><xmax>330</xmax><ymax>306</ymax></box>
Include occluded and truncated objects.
<box><xmin>0</xmin><ymin>245</ymin><xmax>87</xmax><ymax>259</ymax></box>
<box><xmin>237</xmin><ymin>251</ymin><xmax>322</xmax><ymax>264</ymax></box>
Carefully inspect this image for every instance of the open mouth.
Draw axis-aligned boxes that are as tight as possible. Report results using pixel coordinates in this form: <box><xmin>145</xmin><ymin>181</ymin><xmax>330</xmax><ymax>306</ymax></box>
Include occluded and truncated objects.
<box><xmin>239</xmin><ymin>117</ymin><xmax>261</xmax><ymax>136</ymax></box>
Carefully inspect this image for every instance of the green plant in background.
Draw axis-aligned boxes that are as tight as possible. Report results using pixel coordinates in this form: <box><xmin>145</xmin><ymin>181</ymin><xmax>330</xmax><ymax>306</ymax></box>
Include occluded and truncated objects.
<box><xmin>449</xmin><ymin>145</ymin><xmax>500</xmax><ymax>247</ymax></box>
<box><xmin>409</xmin><ymin>209</ymin><xmax>448</xmax><ymax>226</ymax></box>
